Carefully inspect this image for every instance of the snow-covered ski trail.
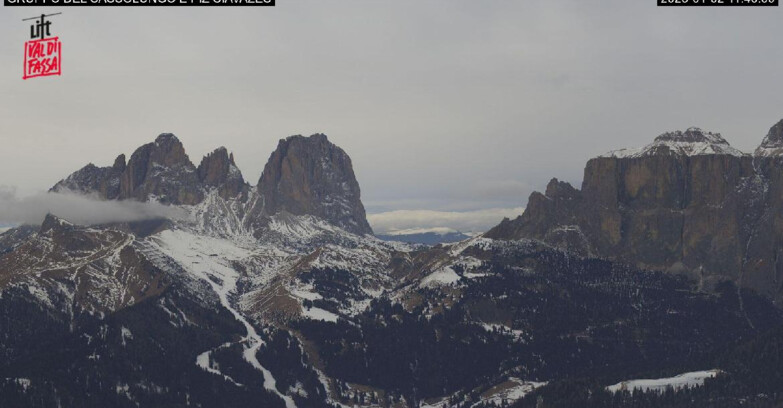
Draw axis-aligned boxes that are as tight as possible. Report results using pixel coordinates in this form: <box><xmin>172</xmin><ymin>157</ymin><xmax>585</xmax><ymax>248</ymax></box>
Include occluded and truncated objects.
<box><xmin>148</xmin><ymin>229</ymin><xmax>297</xmax><ymax>408</ymax></box>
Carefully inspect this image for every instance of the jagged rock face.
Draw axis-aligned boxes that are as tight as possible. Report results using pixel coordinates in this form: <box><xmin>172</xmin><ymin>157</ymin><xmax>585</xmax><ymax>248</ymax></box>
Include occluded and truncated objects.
<box><xmin>257</xmin><ymin>134</ymin><xmax>373</xmax><ymax>235</ymax></box>
<box><xmin>487</xmin><ymin>124</ymin><xmax>783</xmax><ymax>299</ymax></box>
<box><xmin>120</xmin><ymin>133</ymin><xmax>204</xmax><ymax>205</ymax></box>
<box><xmin>51</xmin><ymin>154</ymin><xmax>126</xmax><ymax>199</ymax></box>
<box><xmin>197</xmin><ymin>147</ymin><xmax>247</xmax><ymax>199</ymax></box>
<box><xmin>487</xmin><ymin>179</ymin><xmax>592</xmax><ymax>257</ymax></box>
<box><xmin>52</xmin><ymin>134</ymin><xmax>204</xmax><ymax>205</ymax></box>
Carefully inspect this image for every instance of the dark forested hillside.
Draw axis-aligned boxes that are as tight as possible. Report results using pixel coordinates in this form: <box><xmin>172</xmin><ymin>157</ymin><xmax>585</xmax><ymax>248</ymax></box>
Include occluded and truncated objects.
<box><xmin>292</xmin><ymin>244</ymin><xmax>783</xmax><ymax>407</ymax></box>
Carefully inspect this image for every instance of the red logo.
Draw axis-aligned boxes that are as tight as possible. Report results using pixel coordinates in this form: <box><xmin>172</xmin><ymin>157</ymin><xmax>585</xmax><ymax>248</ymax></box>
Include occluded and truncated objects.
<box><xmin>24</xmin><ymin>37</ymin><xmax>61</xmax><ymax>80</ymax></box>
<box><xmin>22</xmin><ymin>13</ymin><xmax>62</xmax><ymax>80</ymax></box>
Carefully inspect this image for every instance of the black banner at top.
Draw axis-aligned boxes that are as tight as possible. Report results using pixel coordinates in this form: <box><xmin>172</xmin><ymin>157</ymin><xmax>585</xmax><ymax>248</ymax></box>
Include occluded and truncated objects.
<box><xmin>6</xmin><ymin>0</ymin><xmax>273</xmax><ymax>6</ymax></box>
<box><xmin>659</xmin><ymin>0</ymin><xmax>777</xmax><ymax>5</ymax></box>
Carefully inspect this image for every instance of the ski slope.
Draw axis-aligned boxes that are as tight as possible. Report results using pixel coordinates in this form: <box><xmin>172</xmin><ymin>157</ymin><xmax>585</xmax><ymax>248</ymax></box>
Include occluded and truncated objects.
<box><xmin>150</xmin><ymin>228</ymin><xmax>297</xmax><ymax>408</ymax></box>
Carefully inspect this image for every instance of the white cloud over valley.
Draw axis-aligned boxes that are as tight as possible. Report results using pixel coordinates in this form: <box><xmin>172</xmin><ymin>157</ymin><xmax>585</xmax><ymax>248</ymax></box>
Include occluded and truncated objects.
<box><xmin>368</xmin><ymin>207</ymin><xmax>524</xmax><ymax>235</ymax></box>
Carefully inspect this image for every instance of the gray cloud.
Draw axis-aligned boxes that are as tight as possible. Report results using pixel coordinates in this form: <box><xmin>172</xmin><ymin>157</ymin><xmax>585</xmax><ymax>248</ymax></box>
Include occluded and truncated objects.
<box><xmin>0</xmin><ymin>187</ymin><xmax>189</xmax><ymax>226</ymax></box>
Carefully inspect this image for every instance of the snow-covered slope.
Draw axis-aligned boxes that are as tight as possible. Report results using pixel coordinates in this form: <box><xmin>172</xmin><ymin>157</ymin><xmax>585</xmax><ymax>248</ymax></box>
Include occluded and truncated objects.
<box><xmin>606</xmin><ymin>370</ymin><xmax>721</xmax><ymax>393</ymax></box>
<box><xmin>149</xmin><ymin>228</ymin><xmax>296</xmax><ymax>408</ymax></box>
<box><xmin>158</xmin><ymin>191</ymin><xmax>413</xmax><ymax>325</ymax></box>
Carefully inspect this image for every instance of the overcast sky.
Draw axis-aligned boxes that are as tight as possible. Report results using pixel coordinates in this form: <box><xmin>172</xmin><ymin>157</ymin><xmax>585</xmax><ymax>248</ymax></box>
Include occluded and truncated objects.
<box><xmin>1</xmin><ymin>1</ymin><xmax>782</xmax><ymax>231</ymax></box>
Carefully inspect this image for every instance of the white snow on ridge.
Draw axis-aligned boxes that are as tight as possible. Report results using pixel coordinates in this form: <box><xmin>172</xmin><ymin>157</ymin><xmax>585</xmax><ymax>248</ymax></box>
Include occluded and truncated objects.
<box><xmin>603</xmin><ymin>142</ymin><xmax>743</xmax><ymax>158</ymax></box>
<box><xmin>600</xmin><ymin>128</ymin><xmax>745</xmax><ymax>158</ymax></box>
<box><xmin>606</xmin><ymin>369</ymin><xmax>721</xmax><ymax>393</ymax></box>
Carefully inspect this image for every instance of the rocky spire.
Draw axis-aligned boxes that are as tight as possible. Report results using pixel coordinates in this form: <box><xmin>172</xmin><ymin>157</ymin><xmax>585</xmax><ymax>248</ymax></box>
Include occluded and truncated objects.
<box><xmin>113</xmin><ymin>154</ymin><xmax>127</xmax><ymax>173</ymax></box>
<box><xmin>197</xmin><ymin>147</ymin><xmax>247</xmax><ymax>199</ymax></box>
<box><xmin>257</xmin><ymin>134</ymin><xmax>373</xmax><ymax>235</ymax></box>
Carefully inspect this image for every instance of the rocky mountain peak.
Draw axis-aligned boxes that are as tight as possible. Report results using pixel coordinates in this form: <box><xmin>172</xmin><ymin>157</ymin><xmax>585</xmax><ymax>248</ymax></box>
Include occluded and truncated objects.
<box><xmin>113</xmin><ymin>154</ymin><xmax>127</xmax><ymax>172</ymax></box>
<box><xmin>40</xmin><ymin>213</ymin><xmax>73</xmax><ymax>234</ymax></box>
<box><xmin>197</xmin><ymin>147</ymin><xmax>247</xmax><ymax>199</ymax></box>
<box><xmin>155</xmin><ymin>132</ymin><xmax>179</xmax><ymax>144</ymax></box>
<box><xmin>53</xmin><ymin>133</ymin><xmax>203</xmax><ymax>205</ymax></box>
<box><xmin>544</xmin><ymin>178</ymin><xmax>579</xmax><ymax>199</ymax></box>
<box><xmin>119</xmin><ymin>133</ymin><xmax>202</xmax><ymax>204</ymax></box>
<box><xmin>147</xmin><ymin>133</ymin><xmax>192</xmax><ymax>168</ymax></box>
<box><xmin>654</xmin><ymin>127</ymin><xmax>726</xmax><ymax>144</ymax></box>
<box><xmin>257</xmin><ymin>133</ymin><xmax>372</xmax><ymax>235</ymax></box>
<box><xmin>755</xmin><ymin>118</ymin><xmax>783</xmax><ymax>156</ymax></box>
<box><xmin>51</xmin><ymin>160</ymin><xmax>124</xmax><ymax>199</ymax></box>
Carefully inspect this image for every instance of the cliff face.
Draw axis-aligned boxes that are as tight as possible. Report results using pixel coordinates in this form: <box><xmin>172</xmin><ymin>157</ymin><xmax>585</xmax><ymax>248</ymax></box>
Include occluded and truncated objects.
<box><xmin>487</xmin><ymin>125</ymin><xmax>783</xmax><ymax>298</ymax></box>
<box><xmin>257</xmin><ymin>134</ymin><xmax>373</xmax><ymax>235</ymax></box>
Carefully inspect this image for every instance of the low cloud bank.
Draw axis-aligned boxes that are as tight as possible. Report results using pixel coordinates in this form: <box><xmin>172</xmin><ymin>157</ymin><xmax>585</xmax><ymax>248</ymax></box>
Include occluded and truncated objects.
<box><xmin>368</xmin><ymin>207</ymin><xmax>524</xmax><ymax>235</ymax></box>
<box><xmin>0</xmin><ymin>187</ymin><xmax>188</xmax><ymax>227</ymax></box>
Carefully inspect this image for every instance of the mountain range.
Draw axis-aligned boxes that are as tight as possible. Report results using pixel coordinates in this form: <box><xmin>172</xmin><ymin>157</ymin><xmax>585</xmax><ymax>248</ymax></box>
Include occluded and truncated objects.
<box><xmin>3</xmin><ymin>121</ymin><xmax>783</xmax><ymax>407</ymax></box>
